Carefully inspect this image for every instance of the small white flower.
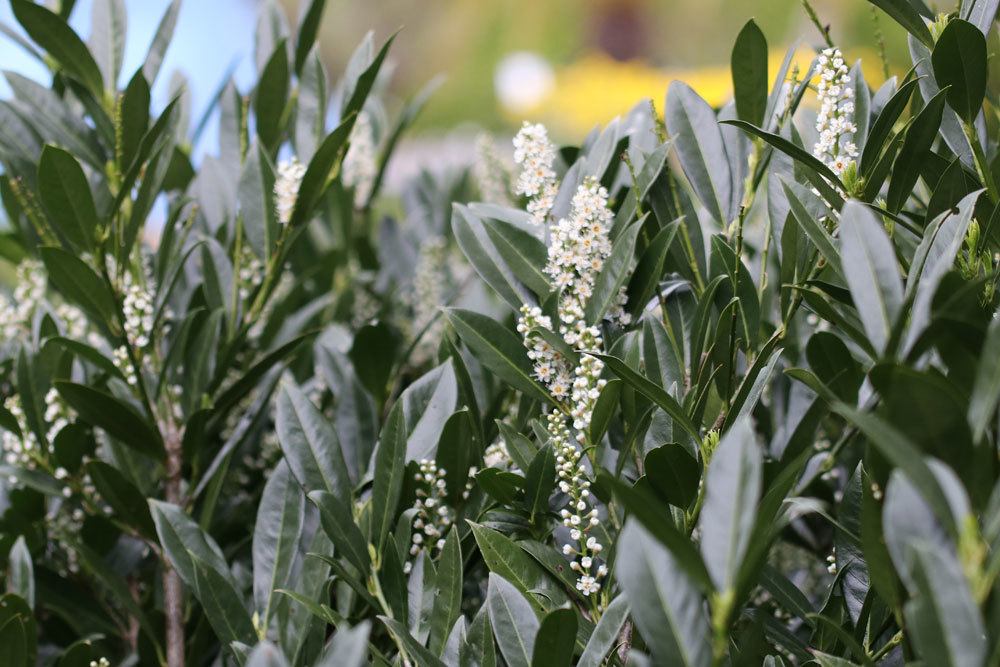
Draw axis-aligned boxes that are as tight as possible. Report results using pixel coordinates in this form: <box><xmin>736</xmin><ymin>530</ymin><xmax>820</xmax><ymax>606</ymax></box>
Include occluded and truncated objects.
<box><xmin>275</xmin><ymin>157</ymin><xmax>307</xmax><ymax>224</ymax></box>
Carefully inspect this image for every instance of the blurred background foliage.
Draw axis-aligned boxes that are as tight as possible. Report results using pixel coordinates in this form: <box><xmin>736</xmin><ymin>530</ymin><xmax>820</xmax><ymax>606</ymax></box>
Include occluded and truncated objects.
<box><xmin>294</xmin><ymin>0</ymin><xmax>911</xmax><ymax>136</ymax></box>
<box><xmin>0</xmin><ymin>0</ymin><xmax>916</xmax><ymax>143</ymax></box>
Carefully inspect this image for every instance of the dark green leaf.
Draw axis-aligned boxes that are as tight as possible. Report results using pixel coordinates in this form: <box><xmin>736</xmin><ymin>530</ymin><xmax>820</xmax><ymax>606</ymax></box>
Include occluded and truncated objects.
<box><xmin>38</xmin><ymin>146</ymin><xmax>99</xmax><ymax>252</ymax></box>
<box><xmin>886</xmin><ymin>89</ymin><xmax>948</xmax><ymax>213</ymax></box>
<box><xmin>11</xmin><ymin>0</ymin><xmax>103</xmax><ymax>97</ymax></box>
<box><xmin>308</xmin><ymin>490</ymin><xmax>370</xmax><ymax>574</ymax></box>
<box><xmin>698</xmin><ymin>416</ymin><xmax>761</xmax><ymax>592</ymax></box>
<box><xmin>276</xmin><ymin>380</ymin><xmax>352</xmax><ymax>503</ymax></box>
<box><xmin>445</xmin><ymin>308</ymin><xmax>551</xmax><ymax>404</ymax></box>
<box><xmin>487</xmin><ymin>573</ymin><xmax>539</xmax><ymax>667</ymax></box>
<box><xmin>55</xmin><ymin>382</ymin><xmax>163</xmax><ymax>459</ymax></box>
<box><xmin>932</xmin><ymin>19</ymin><xmax>987</xmax><ymax>123</ymax></box>
<box><xmin>868</xmin><ymin>0</ymin><xmax>934</xmax><ymax>48</ymax></box>
<box><xmin>371</xmin><ymin>401</ymin><xmax>406</xmax><ymax>552</ymax></box>
<box><xmin>731</xmin><ymin>19</ymin><xmax>768</xmax><ymax>126</ymax></box>
<box><xmin>530</xmin><ymin>608</ymin><xmax>576</xmax><ymax>667</ymax></box>
<box><xmin>253</xmin><ymin>461</ymin><xmax>305</xmax><ymax>625</ymax></box>
<box><xmin>616</xmin><ymin>520</ymin><xmax>711</xmax><ymax>667</ymax></box>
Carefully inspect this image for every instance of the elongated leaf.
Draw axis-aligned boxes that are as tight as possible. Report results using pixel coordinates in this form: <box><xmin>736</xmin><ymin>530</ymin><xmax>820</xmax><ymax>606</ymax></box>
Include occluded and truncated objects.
<box><xmin>40</xmin><ymin>247</ymin><xmax>116</xmax><ymax>330</ymax></box>
<box><xmin>11</xmin><ymin>0</ymin><xmax>103</xmax><ymax>97</ymax></box>
<box><xmin>55</xmin><ymin>382</ymin><xmax>163</xmax><ymax>459</ymax></box>
<box><xmin>617</xmin><ymin>520</ymin><xmax>711</xmax><ymax>667</ymax></box>
<box><xmin>483</xmin><ymin>218</ymin><xmax>550</xmax><ymax>299</ymax></box>
<box><xmin>315</xmin><ymin>621</ymin><xmax>372</xmax><ymax>667</ymax></box>
<box><xmin>453</xmin><ymin>205</ymin><xmax>536</xmax><ymax>310</ymax></box>
<box><xmin>294</xmin><ymin>0</ymin><xmax>327</xmax><ymax>74</ymax></box>
<box><xmin>586</xmin><ymin>218</ymin><xmax>643</xmax><ymax>323</ymax></box>
<box><xmin>239</xmin><ymin>140</ymin><xmax>278</xmax><ymax>259</ymax></box>
<box><xmin>7</xmin><ymin>538</ymin><xmax>33</xmax><ymax>610</ymax></box>
<box><xmin>932</xmin><ymin>19</ymin><xmax>987</xmax><ymax>124</ymax></box>
<box><xmin>429</xmin><ymin>529</ymin><xmax>463</xmax><ymax>654</ymax></box>
<box><xmin>445</xmin><ymin>308</ymin><xmax>551</xmax><ymax>403</ymax></box>
<box><xmin>191</xmin><ymin>556</ymin><xmax>256</xmax><ymax>646</ymax></box>
<box><xmin>905</xmin><ymin>542</ymin><xmax>987</xmax><ymax>667</ymax></box>
<box><xmin>253</xmin><ymin>461</ymin><xmax>304</xmax><ymax>625</ymax></box>
<box><xmin>868</xmin><ymin>0</ymin><xmax>934</xmax><ymax>48</ymax></box>
<box><xmin>142</xmin><ymin>0</ymin><xmax>180</xmax><ymax>84</ymax></box>
<box><xmin>838</xmin><ymin>201</ymin><xmax>903</xmax><ymax>355</ymax></box>
<box><xmin>731</xmin><ymin>19</ymin><xmax>768</xmax><ymax>126</ymax></box>
<box><xmin>308</xmin><ymin>490</ymin><xmax>370</xmax><ymax>574</ymax></box>
<box><xmin>149</xmin><ymin>500</ymin><xmax>233</xmax><ymax>592</ymax></box>
<box><xmin>886</xmin><ymin>89</ymin><xmax>948</xmax><ymax>213</ymax></box>
<box><xmin>89</xmin><ymin>0</ymin><xmax>126</xmax><ymax>92</ymax></box>
<box><xmin>468</xmin><ymin>522</ymin><xmax>568</xmax><ymax>609</ymax></box>
<box><xmin>288</xmin><ymin>113</ymin><xmax>356</xmax><ymax>227</ymax></box>
<box><xmin>667</xmin><ymin>82</ymin><xmax>733</xmax><ymax>224</ymax></box>
<box><xmin>487</xmin><ymin>574</ymin><xmax>538</xmax><ymax>667</ymax></box>
<box><xmin>578</xmin><ymin>595</ymin><xmax>630</xmax><ymax>667</ymax></box>
<box><xmin>969</xmin><ymin>316</ymin><xmax>1000</xmax><ymax>441</ymax></box>
<box><xmin>38</xmin><ymin>146</ymin><xmax>99</xmax><ymax>253</ymax></box>
<box><xmin>530</xmin><ymin>608</ymin><xmax>576</xmax><ymax>667</ymax></box>
<box><xmin>591</xmin><ymin>353</ymin><xmax>700</xmax><ymax>440</ymax></box>
<box><xmin>860</xmin><ymin>78</ymin><xmax>920</xmax><ymax>174</ymax></box>
<box><xmin>275</xmin><ymin>381</ymin><xmax>352</xmax><ymax>503</ymax></box>
<box><xmin>371</xmin><ymin>401</ymin><xmax>406</xmax><ymax>552</ymax></box>
<box><xmin>85</xmin><ymin>460</ymin><xmax>156</xmax><ymax>539</ymax></box>
<box><xmin>698</xmin><ymin>416</ymin><xmax>761</xmax><ymax>592</ymax></box>
<box><xmin>722</xmin><ymin>119</ymin><xmax>844</xmax><ymax>190</ymax></box>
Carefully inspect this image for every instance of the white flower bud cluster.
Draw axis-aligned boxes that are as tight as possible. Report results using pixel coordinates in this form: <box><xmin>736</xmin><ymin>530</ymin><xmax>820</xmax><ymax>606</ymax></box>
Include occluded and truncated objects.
<box><xmin>0</xmin><ymin>259</ymin><xmax>46</xmax><ymax>340</ymax></box>
<box><xmin>405</xmin><ymin>459</ymin><xmax>474</xmax><ymax>574</ymax></box>
<box><xmin>343</xmin><ymin>111</ymin><xmax>377</xmax><ymax>209</ymax></box>
<box><xmin>55</xmin><ymin>303</ymin><xmax>88</xmax><ymax>340</ymax></box>
<box><xmin>813</xmin><ymin>47</ymin><xmax>858</xmax><ymax>176</ymax></box>
<box><xmin>112</xmin><ymin>346</ymin><xmax>138</xmax><ymax>386</ymax></box>
<box><xmin>44</xmin><ymin>387</ymin><xmax>74</xmax><ymax>442</ymax></box>
<box><xmin>275</xmin><ymin>157</ymin><xmax>307</xmax><ymax>225</ymax></box>
<box><xmin>410</xmin><ymin>238</ymin><xmax>448</xmax><ymax>364</ymax></box>
<box><xmin>517</xmin><ymin>306</ymin><xmax>573</xmax><ymax>400</ymax></box>
<box><xmin>473</xmin><ymin>132</ymin><xmax>512</xmax><ymax>205</ymax></box>
<box><xmin>512</xmin><ymin>175</ymin><xmax>619</xmax><ymax>599</ymax></box>
<box><xmin>548</xmin><ymin>410</ymin><xmax>606</xmax><ymax>596</ymax></box>
<box><xmin>607</xmin><ymin>285</ymin><xmax>632</xmax><ymax>327</ymax></box>
<box><xmin>2</xmin><ymin>395</ymin><xmax>41</xmax><ymax>469</ymax></box>
<box><xmin>238</xmin><ymin>246</ymin><xmax>264</xmax><ymax>302</ymax></box>
<box><xmin>121</xmin><ymin>274</ymin><xmax>155</xmax><ymax>348</ymax></box>
<box><xmin>89</xmin><ymin>659</ymin><xmax>111</xmax><ymax>667</ymax></box>
<box><xmin>483</xmin><ymin>439</ymin><xmax>514</xmax><ymax>470</ymax></box>
<box><xmin>513</xmin><ymin>122</ymin><xmax>558</xmax><ymax>225</ymax></box>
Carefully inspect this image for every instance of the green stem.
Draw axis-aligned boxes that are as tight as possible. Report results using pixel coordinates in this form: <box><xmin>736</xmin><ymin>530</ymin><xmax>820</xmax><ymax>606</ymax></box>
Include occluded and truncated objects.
<box><xmin>964</xmin><ymin>120</ymin><xmax>1000</xmax><ymax>204</ymax></box>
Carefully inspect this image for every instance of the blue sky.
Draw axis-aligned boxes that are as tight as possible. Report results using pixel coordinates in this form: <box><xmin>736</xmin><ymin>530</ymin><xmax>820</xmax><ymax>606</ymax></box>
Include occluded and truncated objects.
<box><xmin>0</xmin><ymin>0</ymin><xmax>261</xmax><ymax>155</ymax></box>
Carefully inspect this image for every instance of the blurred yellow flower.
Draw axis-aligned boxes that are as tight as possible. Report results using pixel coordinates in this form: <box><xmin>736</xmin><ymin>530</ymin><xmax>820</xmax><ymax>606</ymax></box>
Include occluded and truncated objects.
<box><xmin>511</xmin><ymin>47</ymin><xmax>888</xmax><ymax>136</ymax></box>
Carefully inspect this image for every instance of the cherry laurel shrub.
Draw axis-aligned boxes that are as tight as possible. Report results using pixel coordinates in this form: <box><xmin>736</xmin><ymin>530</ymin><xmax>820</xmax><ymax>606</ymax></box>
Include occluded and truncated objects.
<box><xmin>2</xmin><ymin>0</ymin><xmax>1000</xmax><ymax>665</ymax></box>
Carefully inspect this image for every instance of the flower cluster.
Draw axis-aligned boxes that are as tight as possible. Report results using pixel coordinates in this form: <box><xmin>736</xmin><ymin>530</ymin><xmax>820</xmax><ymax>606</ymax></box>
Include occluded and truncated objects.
<box><xmin>0</xmin><ymin>259</ymin><xmax>46</xmax><ymax>341</ymax></box>
<box><xmin>549</xmin><ymin>411</ymin><xmax>606</xmax><ymax>596</ymax></box>
<box><xmin>410</xmin><ymin>238</ymin><xmax>449</xmax><ymax>364</ymax></box>
<box><xmin>513</xmin><ymin>122</ymin><xmax>558</xmax><ymax>225</ymax></box>
<box><xmin>483</xmin><ymin>439</ymin><xmax>514</xmax><ymax>470</ymax></box>
<box><xmin>813</xmin><ymin>47</ymin><xmax>858</xmax><ymax>176</ymax></box>
<box><xmin>122</xmin><ymin>274</ymin><xmax>155</xmax><ymax>348</ymax></box>
<box><xmin>343</xmin><ymin>111</ymin><xmax>377</xmax><ymax>209</ymax></box>
<box><xmin>89</xmin><ymin>659</ymin><xmax>111</xmax><ymax>667</ymax></box>
<box><xmin>2</xmin><ymin>395</ymin><xmax>41</xmax><ymax>469</ymax></box>
<box><xmin>515</xmin><ymin>174</ymin><xmax>618</xmax><ymax>599</ymax></box>
<box><xmin>275</xmin><ymin>157</ymin><xmax>307</xmax><ymax>224</ymax></box>
<box><xmin>44</xmin><ymin>388</ymin><xmax>74</xmax><ymax>443</ymax></box>
<box><xmin>473</xmin><ymin>132</ymin><xmax>512</xmax><ymax>205</ymax></box>
<box><xmin>238</xmin><ymin>246</ymin><xmax>265</xmax><ymax>302</ymax></box>
<box><xmin>405</xmin><ymin>459</ymin><xmax>473</xmax><ymax>573</ymax></box>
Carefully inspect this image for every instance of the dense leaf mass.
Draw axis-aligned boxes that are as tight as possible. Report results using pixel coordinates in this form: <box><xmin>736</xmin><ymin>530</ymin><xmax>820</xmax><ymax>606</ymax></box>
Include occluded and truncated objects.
<box><xmin>1</xmin><ymin>0</ymin><xmax>1000</xmax><ymax>666</ymax></box>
